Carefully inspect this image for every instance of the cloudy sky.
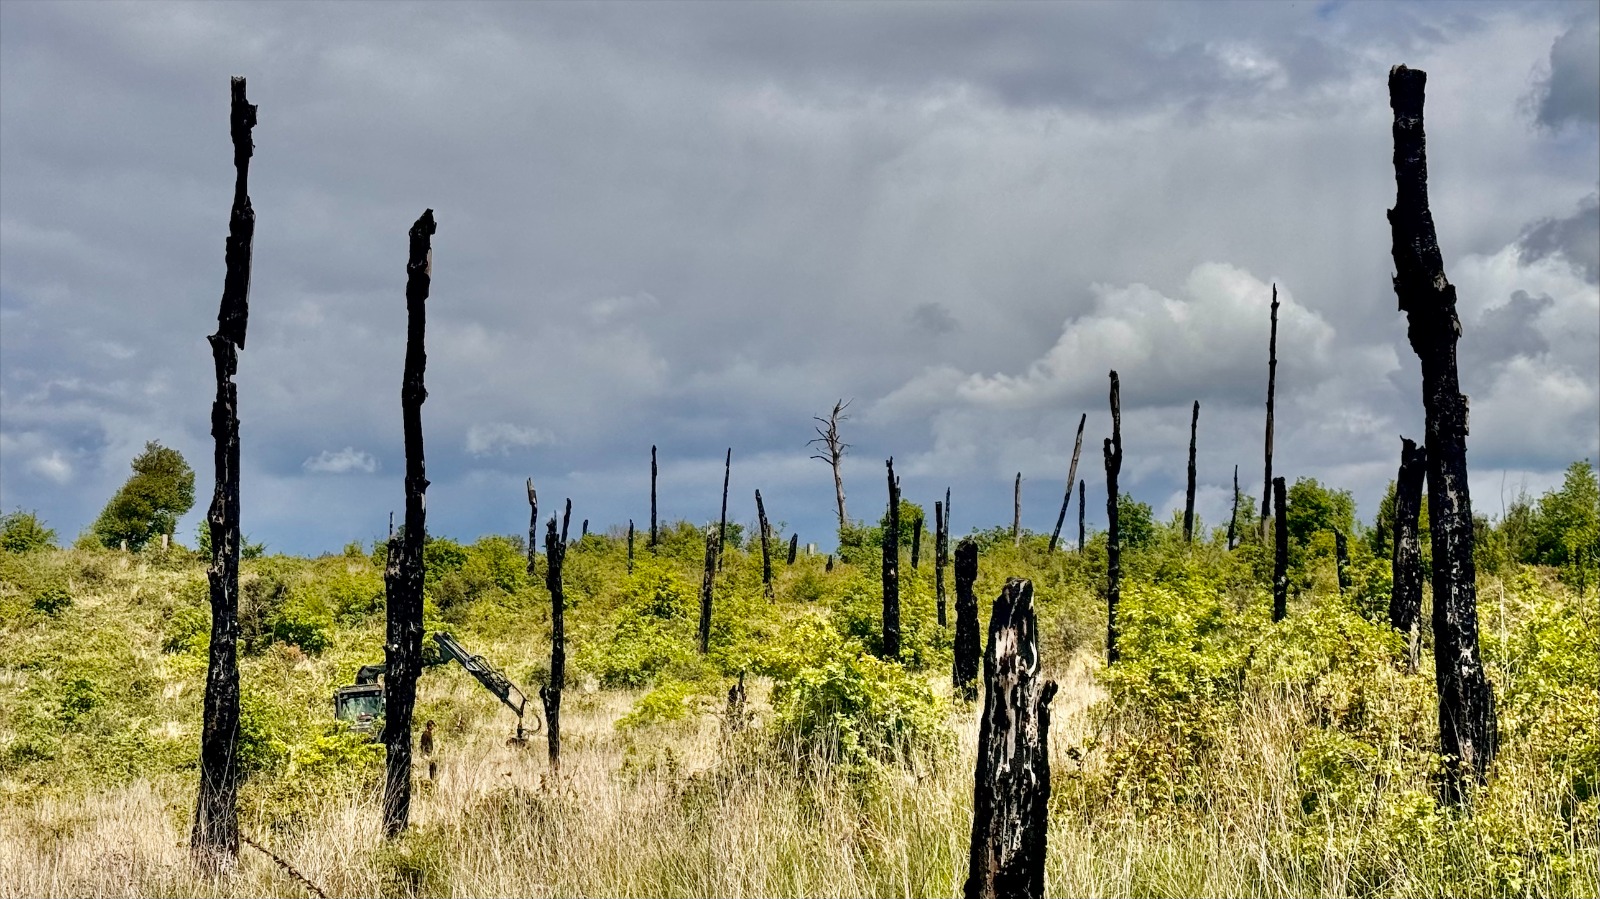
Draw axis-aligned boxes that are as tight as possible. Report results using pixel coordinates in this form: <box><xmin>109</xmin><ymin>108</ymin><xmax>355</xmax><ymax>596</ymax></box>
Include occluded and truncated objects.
<box><xmin>2</xmin><ymin>1</ymin><xmax>1596</xmax><ymax>556</ymax></box>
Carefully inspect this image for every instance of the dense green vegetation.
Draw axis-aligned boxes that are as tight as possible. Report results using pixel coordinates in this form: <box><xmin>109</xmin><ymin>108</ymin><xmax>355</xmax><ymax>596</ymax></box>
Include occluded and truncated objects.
<box><xmin>0</xmin><ymin>462</ymin><xmax>1596</xmax><ymax>896</ymax></box>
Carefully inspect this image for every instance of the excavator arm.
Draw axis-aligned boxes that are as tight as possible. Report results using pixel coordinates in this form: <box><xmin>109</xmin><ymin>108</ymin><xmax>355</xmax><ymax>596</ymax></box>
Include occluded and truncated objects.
<box><xmin>431</xmin><ymin>631</ymin><xmax>529</xmax><ymax>721</ymax></box>
<box><xmin>336</xmin><ymin>632</ymin><xmax>538</xmax><ymax>742</ymax></box>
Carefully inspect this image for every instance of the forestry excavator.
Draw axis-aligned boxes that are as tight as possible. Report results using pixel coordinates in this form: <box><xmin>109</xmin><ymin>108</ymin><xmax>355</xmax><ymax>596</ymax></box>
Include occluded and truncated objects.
<box><xmin>333</xmin><ymin>631</ymin><xmax>537</xmax><ymax>747</ymax></box>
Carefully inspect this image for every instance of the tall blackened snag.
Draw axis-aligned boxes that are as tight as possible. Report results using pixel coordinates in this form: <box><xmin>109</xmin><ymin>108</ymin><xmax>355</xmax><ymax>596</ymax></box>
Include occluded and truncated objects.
<box><xmin>1049</xmin><ymin>414</ymin><xmax>1087</xmax><ymax>553</ymax></box>
<box><xmin>542</xmin><ymin>511</ymin><xmax>567</xmax><ymax>772</ymax></box>
<box><xmin>192</xmin><ymin>76</ymin><xmax>256</xmax><ymax>872</ymax></box>
<box><xmin>953</xmin><ymin>538</ymin><xmax>980</xmax><ymax>701</ymax></box>
<box><xmin>1391</xmin><ymin>437</ymin><xmax>1427</xmax><ymax>673</ymax></box>
<box><xmin>1272</xmin><ymin>477</ymin><xmax>1288</xmax><ymax>622</ymax></box>
<box><xmin>755</xmin><ymin>489</ymin><xmax>774</xmax><ymax>600</ymax></box>
<box><xmin>1184</xmin><ymin>401</ymin><xmax>1199</xmax><ymax>543</ymax></box>
<box><xmin>1104</xmin><ymin>371</ymin><xmax>1123</xmax><ymax>664</ymax></box>
<box><xmin>882</xmin><ymin>459</ymin><xmax>901</xmax><ymax>660</ymax></box>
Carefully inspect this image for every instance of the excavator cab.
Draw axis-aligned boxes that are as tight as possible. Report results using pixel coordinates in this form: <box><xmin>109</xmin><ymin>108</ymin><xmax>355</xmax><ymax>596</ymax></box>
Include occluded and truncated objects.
<box><xmin>333</xmin><ymin>634</ymin><xmax>537</xmax><ymax>745</ymax></box>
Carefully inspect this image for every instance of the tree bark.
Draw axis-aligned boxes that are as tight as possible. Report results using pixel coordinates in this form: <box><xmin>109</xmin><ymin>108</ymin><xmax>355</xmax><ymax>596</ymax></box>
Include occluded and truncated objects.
<box><xmin>1391</xmin><ymin>437</ymin><xmax>1426</xmax><ymax>673</ymax></box>
<box><xmin>809</xmin><ymin>400</ymin><xmax>851</xmax><ymax>532</ymax></box>
<box><xmin>541</xmin><ymin>514</ymin><xmax>566</xmax><ymax>772</ymax></box>
<box><xmin>381</xmin><ymin>208</ymin><xmax>435</xmax><ymax>838</ymax></box>
<box><xmin>1272</xmin><ymin>477</ymin><xmax>1288</xmax><ymax>622</ymax></box>
<box><xmin>953</xmin><ymin>537</ymin><xmax>980</xmax><ymax>701</ymax></box>
<box><xmin>911</xmin><ymin>514</ymin><xmax>923</xmax><ymax>569</ymax></box>
<box><xmin>1227</xmin><ymin>464</ymin><xmax>1239</xmax><ymax>550</ymax></box>
<box><xmin>1012</xmin><ymin>472</ymin><xmax>1022</xmax><ymax>547</ymax></box>
<box><xmin>935</xmin><ymin>500</ymin><xmax>948</xmax><ymax>627</ymax></box>
<box><xmin>964</xmin><ymin>578</ymin><xmax>1057</xmax><ymax>899</ymax></box>
<box><xmin>627</xmin><ymin>519</ymin><xmax>635</xmax><ymax>573</ymax></box>
<box><xmin>755</xmin><ymin>489</ymin><xmax>774</xmax><ymax>600</ymax></box>
<box><xmin>1389</xmin><ymin>65</ymin><xmax>1497</xmax><ymax>801</ymax></box>
<box><xmin>192</xmin><ymin>76</ymin><xmax>255</xmax><ymax>872</ymax></box>
<box><xmin>649</xmin><ymin>445</ymin><xmax>659</xmax><ymax>548</ymax></box>
<box><xmin>1261</xmin><ymin>284</ymin><xmax>1279</xmax><ymax>540</ymax></box>
<box><xmin>525</xmin><ymin>479</ymin><xmax>538</xmax><ymax>582</ymax></box>
<box><xmin>1184</xmin><ymin>401</ymin><xmax>1199</xmax><ymax>543</ymax></box>
<box><xmin>787</xmin><ymin>533</ymin><xmax>799</xmax><ymax>566</ymax></box>
<box><xmin>882</xmin><ymin>459</ymin><xmax>901</xmax><ymax>660</ymax></box>
<box><xmin>717</xmin><ymin>447</ymin><xmax>730</xmax><ymax>570</ymax></box>
<box><xmin>699</xmin><ymin>526</ymin><xmax>717</xmax><ymax>654</ymax></box>
<box><xmin>1048</xmin><ymin>414</ymin><xmax>1087</xmax><ymax>553</ymax></box>
<box><xmin>1104</xmin><ymin>371</ymin><xmax>1123</xmax><ymax>664</ymax></box>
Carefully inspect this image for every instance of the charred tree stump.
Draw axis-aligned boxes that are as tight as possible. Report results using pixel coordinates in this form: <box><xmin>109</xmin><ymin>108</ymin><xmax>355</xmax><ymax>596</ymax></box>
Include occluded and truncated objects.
<box><xmin>826</xmin><ymin>554</ymin><xmax>834</xmax><ymax>573</ymax></box>
<box><xmin>1227</xmin><ymin>465</ymin><xmax>1240</xmax><ymax>551</ymax></box>
<box><xmin>1261</xmin><ymin>284</ymin><xmax>1279</xmax><ymax>540</ymax></box>
<box><xmin>964</xmin><ymin>578</ymin><xmax>1057</xmax><ymax>899</ymax></box>
<box><xmin>1077</xmin><ymin>479</ymin><xmax>1085</xmax><ymax>553</ymax></box>
<box><xmin>381</xmin><ymin>208</ymin><xmax>436</xmax><ymax>838</ymax></box>
<box><xmin>1012</xmin><ymin>472</ymin><xmax>1022</xmax><ymax>547</ymax></box>
<box><xmin>649</xmin><ymin>444</ymin><xmax>659</xmax><ymax>548</ymax></box>
<box><xmin>1335</xmin><ymin>528</ymin><xmax>1351</xmax><ymax>593</ymax></box>
<box><xmin>717</xmin><ymin>447</ymin><xmax>731</xmax><ymax>570</ymax></box>
<box><xmin>1104</xmin><ymin>371</ymin><xmax>1123</xmax><ymax>664</ymax></box>
<box><xmin>755</xmin><ymin>490</ymin><xmax>774</xmax><ymax>600</ymax></box>
<box><xmin>935</xmin><ymin>499</ymin><xmax>948</xmax><ymax>627</ymax></box>
<box><xmin>1272</xmin><ymin>477</ymin><xmax>1288</xmax><ymax>622</ymax></box>
<box><xmin>1389</xmin><ymin>64</ymin><xmax>1498</xmax><ymax>800</ymax></box>
<box><xmin>1184</xmin><ymin>401</ymin><xmax>1199</xmax><ymax>543</ymax></box>
<box><xmin>192</xmin><ymin>76</ymin><xmax>255</xmax><ymax>872</ymax></box>
<box><xmin>911</xmin><ymin>513</ymin><xmax>923</xmax><ymax>569</ymax></box>
<box><xmin>787</xmin><ymin>533</ymin><xmax>799</xmax><ymax>566</ymax></box>
<box><xmin>953</xmin><ymin>537</ymin><xmax>980</xmax><ymax>701</ymax></box>
<box><xmin>882</xmin><ymin>459</ymin><xmax>902</xmax><ymax>660</ymax></box>
<box><xmin>541</xmin><ymin>515</ymin><xmax>566</xmax><ymax>772</ymax></box>
<box><xmin>1391</xmin><ymin>437</ymin><xmax>1427</xmax><ymax>673</ymax></box>
<box><xmin>699</xmin><ymin>526</ymin><xmax>718</xmax><ymax>653</ymax></box>
<box><xmin>725</xmin><ymin>670</ymin><xmax>747</xmax><ymax>732</ymax></box>
<box><xmin>525</xmin><ymin>478</ymin><xmax>538</xmax><ymax>581</ymax></box>
<box><xmin>1048</xmin><ymin>414</ymin><xmax>1087</xmax><ymax>553</ymax></box>
<box><xmin>627</xmin><ymin>519</ymin><xmax>635</xmax><ymax>573</ymax></box>
<box><xmin>580</xmin><ymin>519</ymin><xmax>588</xmax><ymax>539</ymax></box>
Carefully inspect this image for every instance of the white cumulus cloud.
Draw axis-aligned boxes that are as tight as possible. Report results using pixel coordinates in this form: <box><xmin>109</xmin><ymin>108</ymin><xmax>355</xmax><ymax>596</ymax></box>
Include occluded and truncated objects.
<box><xmin>303</xmin><ymin>447</ymin><xmax>379</xmax><ymax>475</ymax></box>
<box><xmin>466</xmin><ymin>423</ymin><xmax>555</xmax><ymax>457</ymax></box>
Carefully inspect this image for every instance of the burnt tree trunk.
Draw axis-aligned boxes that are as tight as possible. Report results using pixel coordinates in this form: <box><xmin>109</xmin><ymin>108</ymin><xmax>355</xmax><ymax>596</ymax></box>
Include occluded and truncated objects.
<box><xmin>964</xmin><ymin>578</ymin><xmax>1057</xmax><ymax>899</ymax></box>
<box><xmin>1077</xmin><ymin>479</ymin><xmax>1085</xmax><ymax>553</ymax></box>
<box><xmin>525</xmin><ymin>479</ymin><xmax>538</xmax><ymax>582</ymax></box>
<box><xmin>755</xmin><ymin>489</ymin><xmax>774</xmax><ymax>600</ymax></box>
<box><xmin>1390</xmin><ymin>66</ymin><xmax>1497</xmax><ymax>801</ymax></box>
<box><xmin>1048</xmin><ymin>414</ymin><xmax>1087</xmax><ymax>553</ymax></box>
<box><xmin>1272</xmin><ymin>477</ymin><xmax>1288</xmax><ymax>623</ymax></box>
<box><xmin>1391</xmin><ymin>437</ymin><xmax>1427</xmax><ymax>673</ymax></box>
<box><xmin>826</xmin><ymin>554</ymin><xmax>834</xmax><ymax>572</ymax></box>
<box><xmin>192</xmin><ymin>76</ymin><xmax>255</xmax><ymax>872</ymax></box>
<box><xmin>1104</xmin><ymin>371</ymin><xmax>1123</xmax><ymax>664</ymax></box>
<box><xmin>381</xmin><ymin>208</ymin><xmax>435</xmax><ymax>838</ymax></box>
<box><xmin>1227</xmin><ymin>465</ymin><xmax>1240</xmax><ymax>550</ymax></box>
<box><xmin>787</xmin><ymin>533</ymin><xmax>799</xmax><ymax>565</ymax></box>
<box><xmin>541</xmin><ymin>514</ymin><xmax>566</xmax><ymax>772</ymax></box>
<box><xmin>717</xmin><ymin>448</ymin><xmax>730</xmax><ymax>570</ymax></box>
<box><xmin>935</xmin><ymin>499</ymin><xmax>948</xmax><ymax>627</ymax></box>
<box><xmin>649</xmin><ymin>444</ymin><xmax>659</xmax><ymax>548</ymax></box>
<box><xmin>911</xmin><ymin>514</ymin><xmax>923</xmax><ymax>569</ymax></box>
<box><xmin>627</xmin><ymin>519</ymin><xmax>635</xmax><ymax>573</ymax></box>
<box><xmin>953</xmin><ymin>537</ymin><xmax>980</xmax><ymax>701</ymax></box>
<box><xmin>1261</xmin><ymin>284</ymin><xmax>1279</xmax><ymax>540</ymax></box>
<box><xmin>882</xmin><ymin>459</ymin><xmax>901</xmax><ymax>660</ymax></box>
<box><xmin>699</xmin><ymin>526</ymin><xmax>717</xmax><ymax>653</ymax></box>
<box><xmin>810</xmin><ymin>399</ymin><xmax>851</xmax><ymax>532</ymax></box>
<box><xmin>1184</xmin><ymin>401</ymin><xmax>1199</xmax><ymax>543</ymax></box>
<box><xmin>1335</xmin><ymin>528</ymin><xmax>1351</xmax><ymax>593</ymax></box>
<box><xmin>1012</xmin><ymin>472</ymin><xmax>1022</xmax><ymax>547</ymax></box>
<box><xmin>580</xmin><ymin>519</ymin><xmax>588</xmax><ymax>539</ymax></box>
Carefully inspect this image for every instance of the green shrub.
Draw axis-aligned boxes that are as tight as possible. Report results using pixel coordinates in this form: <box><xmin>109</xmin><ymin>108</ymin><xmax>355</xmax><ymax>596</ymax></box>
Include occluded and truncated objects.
<box><xmin>268</xmin><ymin>593</ymin><xmax>333</xmax><ymax>654</ymax></box>
<box><xmin>0</xmin><ymin>509</ymin><xmax>57</xmax><ymax>553</ymax></box>
<box><xmin>162</xmin><ymin>606</ymin><xmax>210</xmax><ymax>654</ymax></box>
<box><xmin>31</xmin><ymin>584</ymin><xmax>71</xmax><ymax>616</ymax></box>
<box><xmin>616</xmin><ymin>679</ymin><xmax>707</xmax><ymax>733</ymax></box>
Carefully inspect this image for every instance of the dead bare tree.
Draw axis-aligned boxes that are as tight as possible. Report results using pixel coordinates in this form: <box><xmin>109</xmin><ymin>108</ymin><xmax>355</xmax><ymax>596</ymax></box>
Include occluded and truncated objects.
<box><xmin>626</xmin><ymin>519</ymin><xmax>635</xmax><ymax>573</ymax></box>
<box><xmin>911</xmin><ymin>513</ymin><xmax>924</xmax><ymax>569</ymax></box>
<box><xmin>1335</xmin><ymin>528</ymin><xmax>1351</xmax><ymax>593</ymax></box>
<box><xmin>1261</xmin><ymin>284</ymin><xmax>1280</xmax><ymax>540</ymax></box>
<box><xmin>192</xmin><ymin>76</ymin><xmax>255</xmax><ymax>872</ymax></box>
<box><xmin>1012</xmin><ymin>472</ymin><xmax>1022</xmax><ymax>547</ymax></box>
<box><xmin>525</xmin><ymin>479</ymin><xmax>538</xmax><ymax>579</ymax></box>
<box><xmin>1272</xmin><ymin>477</ymin><xmax>1288</xmax><ymax>623</ymax></box>
<box><xmin>787</xmin><ymin>533</ymin><xmax>799</xmax><ymax>565</ymax></box>
<box><xmin>1227</xmin><ymin>465</ymin><xmax>1240</xmax><ymax>550</ymax></box>
<box><xmin>1104</xmin><ymin>371</ymin><xmax>1123</xmax><ymax>664</ymax></box>
<box><xmin>964</xmin><ymin>578</ymin><xmax>1056</xmax><ymax>899</ymax></box>
<box><xmin>699</xmin><ymin>526</ymin><xmax>717</xmax><ymax>654</ymax></box>
<box><xmin>1389</xmin><ymin>64</ymin><xmax>1497</xmax><ymax>801</ymax></box>
<box><xmin>649</xmin><ymin>445</ymin><xmax>659</xmax><ymax>548</ymax></box>
<box><xmin>1184</xmin><ymin>401</ymin><xmax>1199</xmax><ymax>543</ymax></box>
<box><xmin>882</xmin><ymin>458</ymin><xmax>901</xmax><ymax>660</ymax></box>
<box><xmin>1391</xmin><ymin>437</ymin><xmax>1427</xmax><ymax>673</ymax></box>
<box><xmin>541</xmin><ymin>512</ymin><xmax>566</xmax><ymax>772</ymax></box>
<box><xmin>935</xmin><ymin>499</ymin><xmax>948</xmax><ymax>626</ymax></box>
<box><xmin>717</xmin><ymin>448</ymin><xmax>731</xmax><ymax>570</ymax></box>
<box><xmin>755</xmin><ymin>489</ymin><xmax>774</xmax><ymax>600</ymax></box>
<box><xmin>809</xmin><ymin>399</ymin><xmax>852</xmax><ymax>532</ymax></box>
<box><xmin>1048</xmin><ymin>414</ymin><xmax>1087</xmax><ymax>553</ymax></box>
<box><xmin>1077</xmin><ymin>480</ymin><xmax>1085</xmax><ymax>553</ymax></box>
<box><xmin>953</xmin><ymin>537</ymin><xmax>980</xmax><ymax>701</ymax></box>
<box><xmin>381</xmin><ymin>208</ymin><xmax>436</xmax><ymax>838</ymax></box>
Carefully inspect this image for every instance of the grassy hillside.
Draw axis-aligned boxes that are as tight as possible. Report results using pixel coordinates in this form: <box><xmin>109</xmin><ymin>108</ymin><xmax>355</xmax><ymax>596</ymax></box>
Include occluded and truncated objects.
<box><xmin>1</xmin><ymin>519</ymin><xmax>1595</xmax><ymax>897</ymax></box>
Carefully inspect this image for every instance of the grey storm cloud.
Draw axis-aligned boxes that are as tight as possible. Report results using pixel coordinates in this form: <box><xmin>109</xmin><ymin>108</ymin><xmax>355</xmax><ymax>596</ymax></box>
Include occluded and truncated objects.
<box><xmin>1</xmin><ymin>1</ymin><xmax>1595</xmax><ymax>554</ymax></box>
<box><xmin>1533</xmin><ymin>11</ymin><xmax>1600</xmax><ymax>130</ymax></box>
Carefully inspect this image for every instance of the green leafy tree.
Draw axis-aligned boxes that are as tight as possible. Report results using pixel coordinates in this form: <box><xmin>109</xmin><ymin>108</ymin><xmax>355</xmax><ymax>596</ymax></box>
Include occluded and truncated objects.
<box><xmin>1286</xmin><ymin>477</ymin><xmax>1356</xmax><ymax>550</ymax></box>
<box><xmin>1119</xmin><ymin>493</ymin><xmax>1156</xmax><ymax>550</ymax></box>
<box><xmin>92</xmin><ymin>442</ymin><xmax>195</xmax><ymax>550</ymax></box>
<box><xmin>0</xmin><ymin>509</ymin><xmax>57</xmax><ymax>552</ymax></box>
<box><xmin>1530</xmin><ymin>461</ymin><xmax>1600</xmax><ymax>592</ymax></box>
